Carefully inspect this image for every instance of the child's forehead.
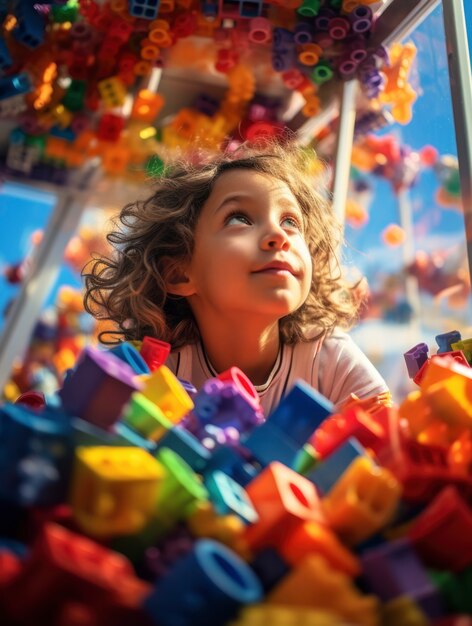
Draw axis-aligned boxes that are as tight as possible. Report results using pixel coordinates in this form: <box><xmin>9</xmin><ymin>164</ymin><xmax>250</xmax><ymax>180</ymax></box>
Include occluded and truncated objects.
<box><xmin>209</xmin><ymin>168</ymin><xmax>297</xmax><ymax>201</ymax></box>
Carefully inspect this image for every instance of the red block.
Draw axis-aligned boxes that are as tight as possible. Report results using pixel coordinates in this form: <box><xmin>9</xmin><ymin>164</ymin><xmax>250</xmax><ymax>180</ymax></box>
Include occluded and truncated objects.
<box><xmin>408</xmin><ymin>485</ymin><xmax>472</xmax><ymax>572</ymax></box>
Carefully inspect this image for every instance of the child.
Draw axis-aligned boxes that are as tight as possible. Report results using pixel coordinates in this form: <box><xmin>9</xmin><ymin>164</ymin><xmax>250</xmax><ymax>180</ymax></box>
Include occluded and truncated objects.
<box><xmin>84</xmin><ymin>142</ymin><xmax>390</xmax><ymax>415</ymax></box>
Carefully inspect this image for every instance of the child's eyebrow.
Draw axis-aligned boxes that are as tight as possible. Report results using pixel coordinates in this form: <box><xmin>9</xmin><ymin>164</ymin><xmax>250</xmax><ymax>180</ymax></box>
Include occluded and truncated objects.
<box><xmin>214</xmin><ymin>194</ymin><xmax>302</xmax><ymax>216</ymax></box>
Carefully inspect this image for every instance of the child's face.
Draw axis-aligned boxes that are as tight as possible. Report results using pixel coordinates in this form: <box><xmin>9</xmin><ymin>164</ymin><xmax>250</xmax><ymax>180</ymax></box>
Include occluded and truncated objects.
<box><xmin>183</xmin><ymin>169</ymin><xmax>313</xmax><ymax>323</ymax></box>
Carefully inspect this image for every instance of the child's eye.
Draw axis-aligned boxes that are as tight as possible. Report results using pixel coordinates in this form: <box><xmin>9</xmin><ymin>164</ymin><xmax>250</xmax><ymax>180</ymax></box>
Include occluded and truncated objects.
<box><xmin>225</xmin><ymin>211</ymin><xmax>251</xmax><ymax>226</ymax></box>
<box><xmin>281</xmin><ymin>215</ymin><xmax>302</xmax><ymax>230</ymax></box>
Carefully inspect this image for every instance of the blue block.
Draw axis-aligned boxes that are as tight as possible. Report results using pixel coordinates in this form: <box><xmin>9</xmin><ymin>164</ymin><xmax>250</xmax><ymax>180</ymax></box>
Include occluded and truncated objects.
<box><xmin>0</xmin><ymin>37</ymin><xmax>12</xmax><ymax>72</ymax></box>
<box><xmin>156</xmin><ymin>427</ymin><xmax>211</xmax><ymax>473</ymax></box>
<box><xmin>13</xmin><ymin>1</ymin><xmax>46</xmax><ymax>48</ymax></box>
<box><xmin>143</xmin><ymin>539</ymin><xmax>263</xmax><ymax>626</ymax></box>
<box><xmin>202</xmin><ymin>445</ymin><xmax>260</xmax><ymax>487</ymax></box>
<box><xmin>238</xmin><ymin>0</ymin><xmax>263</xmax><ymax>18</ymax></box>
<box><xmin>49</xmin><ymin>125</ymin><xmax>76</xmax><ymax>142</ymax></box>
<box><xmin>242</xmin><ymin>419</ymin><xmax>299</xmax><ymax>468</ymax></box>
<box><xmin>0</xmin><ymin>74</ymin><xmax>32</xmax><ymax>101</ymax></box>
<box><xmin>267</xmin><ymin>380</ymin><xmax>333</xmax><ymax>447</ymax></box>
<box><xmin>435</xmin><ymin>330</ymin><xmax>462</xmax><ymax>354</ymax></box>
<box><xmin>0</xmin><ymin>404</ymin><xmax>75</xmax><ymax>507</ymax></box>
<box><xmin>204</xmin><ymin>471</ymin><xmax>258</xmax><ymax>524</ymax></box>
<box><xmin>114</xmin><ymin>422</ymin><xmax>157</xmax><ymax>453</ymax></box>
<box><xmin>0</xmin><ymin>538</ymin><xmax>28</xmax><ymax>559</ymax></box>
<box><xmin>128</xmin><ymin>0</ymin><xmax>160</xmax><ymax>20</ymax></box>
<box><xmin>250</xmin><ymin>547</ymin><xmax>289</xmax><ymax>592</ymax></box>
<box><xmin>306</xmin><ymin>437</ymin><xmax>365</xmax><ymax>495</ymax></box>
<box><xmin>107</xmin><ymin>342</ymin><xmax>150</xmax><ymax>375</ymax></box>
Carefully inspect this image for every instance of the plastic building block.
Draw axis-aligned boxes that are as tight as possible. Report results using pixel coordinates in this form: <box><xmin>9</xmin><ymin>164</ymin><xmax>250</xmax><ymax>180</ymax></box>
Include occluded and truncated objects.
<box><xmin>155</xmin><ymin>426</ymin><xmax>211</xmax><ymax>472</ymax></box>
<box><xmin>243</xmin><ymin>462</ymin><xmax>324</xmax><ymax>552</ymax></box>
<box><xmin>201</xmin><ymin>444</ymin><xmax>260</xmax><ymax>486</ymax></box>
<box><xmin>187</xmin><ymin>500</ymin><xmax>249</xmax><ymax>559</ymax></box>
<box><xmin>306</xmin><ymin>437</ymin><xmax>366</xmax><ymax>495</ymax></box>
<box><xmin>97</xmin><ymin>112</ymin><xmax>125</xmax><ymax>142</ymax></box>
<box><xmin>436</xmin><ymin>330</ymin><xmax>462</xmax><ymax>354</ymax></box>
<box><xmin>142</xmin><ymin>540</ymin><xmax>263</xmax><ymax>626</ymax></box>
<box><xmin>249</xmin><ymin>547</ymin><xmax>289</xmax><ymax>592</ymax></box>
<box><xmin>404</xmin><ymin>342</ymin><xmax>429</xmax><ymax>378</ymax></box>
<box><xmin>0</xmin><ymin>522</ymin><xmax>141</xmax><ymax>623</ymax></box>
<box><xmin>12</xmin><ymin>1</ymin><xmax>46</xmax><ymax>48</ymax></box>
<box><xmin>248</xmin><ymin>16</ymin><xmax>271</xmax><ymax>44</ymax></box>
<box><xmin>131</xmin><ymin>89</ymin><xmax>165</xmax><ymax>123</ymax></box>
<box><xmin>122</xmin><ymin>393</ymin><xmax>171</xmax><ymax>441</ymax></box>
<box><xmin>204</xmin><ymin>471</ymin><xmax>258</xmax><ymax>524</ymax></box>
<box><xmin>140</xmin><ymin>365</ymin><xmax>195</xmax><ymax>424</ymax></box>
<box><xmin>297</xmin><ymin>0</ymin><xmax>322</xmax><ymax>17</ymax></box>
<box><xmin>268</xmin><ymin>380</ymin><xmax>334</xmax><ymax>446</ymax></box>
<box><xmin>129</xmin><ymin>0</ymin><xmax>160</xmax><ymax>20</ymax></box>
<box><xmin>451</xmin><ymin>338</ymin><xmax>472</xmax><ymax>364</ymax></box>
<box><xmin>298</xmin><ymin>42</ymin><xmax>323</xmax><ymax>66</ymax></box>
<box><xmin>329</xmin><ymin>16</ymin><xmax>350</xmax><ymax>40</ymax></box>
<box><xmin>108</xmin><ymin>342</ymin><xmax>150</xmax><ymax>375</ymax></box>
<box><xmin>0</xmin><ymin>73</ymin><xmax>32</xmax><ymax>100</ymax></box>
<box><xmin>381</xmin><ymin>596</ymin><xmax>430</xmax><ymax>626</ymax></box>
<box><xmin>144</xmin><ymin>523</ymin><xmax>195</xmax><ymax>580</ymax></box>
<box><xmin>278</xmin><ymin>520</ymin><xmax>361</xmax><ymax>576</ymax></box>
<box><xmin>309</xmin><ymin>405</ymin><xmax>386</xmax><ymax>459</ymax></box>
<box><xmin>154</xmin><ymin>447</ymin><xmax>208</xmax><ymax>528</ymax></box>
<box><xmin>431</xmin><ymin>567</ymin><xmax>472</xmax><ymax>616</ymax></box>
<box><xmin>114</xmin><ymin>422</ymin><xmax>158</xmax><ymax>453</ymax></box>
<box><xmin>191</xmin><ymin>372</ymin><xmax>263</xmax><ymax>439</ymax></box>
<box><xmin>240</xmin><ymin>417</ymin><xmax>300</xmax><ymax>468</ymax></box>
<box><xmin>321</xmin><ymin>456</ymin><xmax>401</xmax><ymax>546</ymax></box>
<box><xmin>70</xmin><ymin>446</ymin><xmax>165</xmax><ymax>537</ymax></box>
<box><xmin>311</xmin><ymin>59</ymin><xmax>334</xmax><ymax>84</ymax></box>
<box><xmin>232</xmin><ymin>604</ymin><xmax>352</xmax><ymax>625</ymax></box>
<box><xmin>14</xmin><ymin>390</ymin><xmax>46</xmax><ymax>410</ymax></box>
<box><xmin>0</xmin><ymin>36</ymin><xmax>12</xmax><ymax>71</ymax></box>
<box><xmin>350</xmin><ymin>4</ymin><xmax>373</xmax><ymax>33</ymax></box>
<box><xmin>58</xmin><ymin>346</ymin><xmax>141</xmax><ymax>430</ymax></box>
<box><xmin>0</xmin><ymin>403</ymin><xmax>75</xmax><ymax>507</ymax></box>
<box><xmin>423</xmin><ymin>370</ymin><xmax>472</xmax><ymax>429</ymax></box>
<box><xmin>361</xmin><ymin>538</ymin><xmax>445</xmax><ymax>620</ymax></box>
<box><xmin>408</xmin><ymin>486</ymin><xmax>472</xmax><ymax>572</ymax></box>
<box><xmin>267</xmin><ymin>554</ymin><xmax>379</xmax><ymax>626</ymax></box>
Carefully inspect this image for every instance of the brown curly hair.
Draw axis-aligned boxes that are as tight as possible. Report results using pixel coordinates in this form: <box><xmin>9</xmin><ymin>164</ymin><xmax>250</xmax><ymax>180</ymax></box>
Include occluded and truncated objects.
<box><xmin>83</xmin><ymin>142</ymin><xmax>360</xmax><ymax>347</ymax></box>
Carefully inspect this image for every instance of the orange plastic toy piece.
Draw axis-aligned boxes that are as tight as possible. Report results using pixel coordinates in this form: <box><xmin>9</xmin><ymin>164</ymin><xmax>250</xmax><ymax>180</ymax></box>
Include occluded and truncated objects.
<box><xmin>267</xmin><ymin>554</ymin><xmax>379</xmax><ymax>626</ymax></box>
<box><xmin>321</xmin><ymin>456</ymin><xmax>401</xmax><ymax>545</ymax></box>
<box><xmin>244</xmin><ymin>462</ymin><xmax>325</xmax><ymax>552</ymax></box>
<box><xmin>278</xmin><ymin>520</ymin><xmax>361</xmax><ymax>577</ymax></box>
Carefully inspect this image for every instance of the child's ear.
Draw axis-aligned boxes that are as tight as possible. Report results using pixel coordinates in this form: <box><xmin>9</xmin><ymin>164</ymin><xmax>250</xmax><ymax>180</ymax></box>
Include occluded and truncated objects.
<box><xmin>161</xmin><ymin>257</ymin><xmax>195</xmax><ymax>297</ymax></box>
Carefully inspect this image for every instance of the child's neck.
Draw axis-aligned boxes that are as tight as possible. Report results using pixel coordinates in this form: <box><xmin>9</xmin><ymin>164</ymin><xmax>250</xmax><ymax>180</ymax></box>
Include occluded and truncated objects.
<box><xmin>199</xmin><ymin>321</ymin><xmax>281</xmax><ymax>386</ymax></box>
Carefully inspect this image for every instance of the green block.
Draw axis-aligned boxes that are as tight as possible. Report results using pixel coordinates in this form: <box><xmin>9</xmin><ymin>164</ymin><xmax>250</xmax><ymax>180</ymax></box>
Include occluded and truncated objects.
<box><xmin>51</xmin><ymin>0</ymin><xmax>79</xmax><ymax>23</ymax></box>
<box><xmin>430</xmin><ymin>567</ymin><xmax>472</xmax><ymax>614</ymax></box>
<box><xmin>146</xmin><ymin>154</ymin><xmax>165</xmax><ymax>178</ymax></box>
<box><xmin>311</xmin><ymin>60</ymin><xmax>334</xmax><ymax>85</ymax></box>
<box><xmin>62</xmin><ymin>80</ymin><xmax>86</xmax><ymax>112</ymax></box>
<box><xmin>297</xmin><ymin>0</ymin><xmax>322</xmax><ymax>17</ymax></box>
<box><xmin>155</xmin><ymin>447</ymin><xmax>208</xmax><ymax>526</ymax></box>
<box><xmin>24</xmin><ymin>134</ymin><xmax>46</xmax><ymax>154</ymax></box>
<box><xmin>292</xmin><ymin>443</ymin><xmax>319</xmax><ymax>475</ymax></box>
<box><xmin>123</xmin><ymin>393</ymin><xmax>172</xmax><ymax>441</ymax></box>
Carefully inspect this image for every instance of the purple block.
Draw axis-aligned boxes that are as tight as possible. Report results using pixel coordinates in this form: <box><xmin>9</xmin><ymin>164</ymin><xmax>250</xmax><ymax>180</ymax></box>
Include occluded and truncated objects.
<box><xmin>350</xmin><ymin>5</ymin><xmax>373</xmax><ymax>34</ymax></box>
<box><xmin>59</xmin><ymin>346</ymin><xmax>142</xmax><ymax>430</ymax></box>
<box><xmin>404</xmin><ymin>343</ymin><xmax>429</xmax><ymax>378</ymax></box>
<box><xmin>361</xmin><ymin>538</ymin><xmax>445</xmax><ymax>620</ymax></box>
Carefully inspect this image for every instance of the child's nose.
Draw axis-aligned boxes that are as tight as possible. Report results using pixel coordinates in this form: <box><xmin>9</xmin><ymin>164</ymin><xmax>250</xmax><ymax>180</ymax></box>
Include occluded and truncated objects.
<box><xmin>260</xmin><ymin>224</ymin><xmax>290</xmax><ymax>250</ymax></box>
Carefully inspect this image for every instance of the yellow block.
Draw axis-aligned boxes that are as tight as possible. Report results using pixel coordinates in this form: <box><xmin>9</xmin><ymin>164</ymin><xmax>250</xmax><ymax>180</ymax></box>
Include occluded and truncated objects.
<box><xmin>140</xmin><ymin>364</ymin><xmax>194</xmax><ymax>423</ymax></box>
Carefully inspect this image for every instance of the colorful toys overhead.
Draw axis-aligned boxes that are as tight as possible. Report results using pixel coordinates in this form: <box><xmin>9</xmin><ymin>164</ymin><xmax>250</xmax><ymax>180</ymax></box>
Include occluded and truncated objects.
<box><xmin>0</xmin><ymin>0</ymin><xmax>419</xmax><ymax>183</ymax></box>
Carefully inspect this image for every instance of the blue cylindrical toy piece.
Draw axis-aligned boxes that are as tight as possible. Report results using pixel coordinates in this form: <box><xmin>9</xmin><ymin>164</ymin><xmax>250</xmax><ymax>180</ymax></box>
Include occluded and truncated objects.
<box><xmin>143</xmin><ymin>539</ymin><xmax>263</xmax><ymax>626</ymax></box>
<box><xmin>108</xmin><ymin>342</ymin><xmax>150</xmax><ymax>375</ymax></box>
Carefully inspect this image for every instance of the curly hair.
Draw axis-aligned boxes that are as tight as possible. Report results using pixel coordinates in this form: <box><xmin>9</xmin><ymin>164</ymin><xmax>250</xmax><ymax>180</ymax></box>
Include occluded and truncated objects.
<box><xmin>83</xmin><ymin>142</ymin><xmax>360</xmax><ymax>347</ymax></box>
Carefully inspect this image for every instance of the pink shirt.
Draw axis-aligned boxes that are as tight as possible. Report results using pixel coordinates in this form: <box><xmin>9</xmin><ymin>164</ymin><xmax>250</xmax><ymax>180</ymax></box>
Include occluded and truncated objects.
<box><xmin>166</xmin><ymin>328</ymin><xmax>389</xmax><ymax>416</ymax></box>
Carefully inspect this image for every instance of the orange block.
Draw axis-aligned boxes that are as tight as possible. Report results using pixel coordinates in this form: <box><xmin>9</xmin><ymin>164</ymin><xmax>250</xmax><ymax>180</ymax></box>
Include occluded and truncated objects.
<box><xmin>279</xmin><ymin>520</ymin><xmax>361</xmax><ymax>577</ymax></box>
<box><xmin>268</xmin><ymin>554</ymin><xmax>379</xmax><ymax>626</ymax></box>
<box><xmin>101</xmin><ymin>143</ymin><xmax>130</xmax><ymax>175</ymax></box>
<box><xmin>321</xmin><ymin>457</ymin><xmax>401</xmax><ymax>546</ymax></box>
<box><xmin>131</xmin><ymin>89</ymin><xmax>164</xmax><ymax>123</ymax></box>
<box><xmin>424</xmin><ymin>375</ymin><xmax>472</xmax><ymax>429</ymax></box>
<box><xmin>244</xmin><ymin>462</ymin><xmax>325</xmax><ymax>552</ymax></box>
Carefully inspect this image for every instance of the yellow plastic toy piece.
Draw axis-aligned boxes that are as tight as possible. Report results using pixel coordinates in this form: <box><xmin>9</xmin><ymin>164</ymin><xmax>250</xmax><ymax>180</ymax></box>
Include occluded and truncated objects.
<box><xmin>321</xmin><ymin>456</ymin><xmax>401</xmax><ymax>546</ymax></box>
<box><xmin>71</xmin><ymin>446</ymin><xmax>165</xmax><ymax>538</ymax></box>
<box><xmin>451</xmin><ymin>338</ymin><xmax>472</xmax><ymax>364</ymax></box>
<box><xmin>424</xmin><ymin>375</ymin><xmax>472</xmax><ymax>429</ymax></box>
<box><xmin>381</xmin><ymin>596</ymin><xmax>429</xmax><ymax>626</ymax></box>
<box><xmin>267</xmin><ymin>554</ymin><xmax>379</xmax><ymax>626</ymax></box>
<box><xmin>122</xmin><ymin>392</ymin><xmax>172</xmax><ymax>441</ymax></box>
<box><xmin>140</xmin><ymin>364</ymin><xmax>194</xmax><ymax>423</ymax></box>
<box><xmin>187</xmin><ymin>500</ymin><xmax>250</xmax><ymax>559</ymax></box>
<box><xmin>97</xmin><ymin>76</ymin><xmax>127</xmax><ymax>109</ymax></box>
<box><xmin>377</xmin><ymin>42</ymin><xmax>418</xmax><ymax>125</ymax></box>
<box><xmin>229</xmin><ymin>604</ymin><xmax>346</xmax><ymax>625</ymax></box>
